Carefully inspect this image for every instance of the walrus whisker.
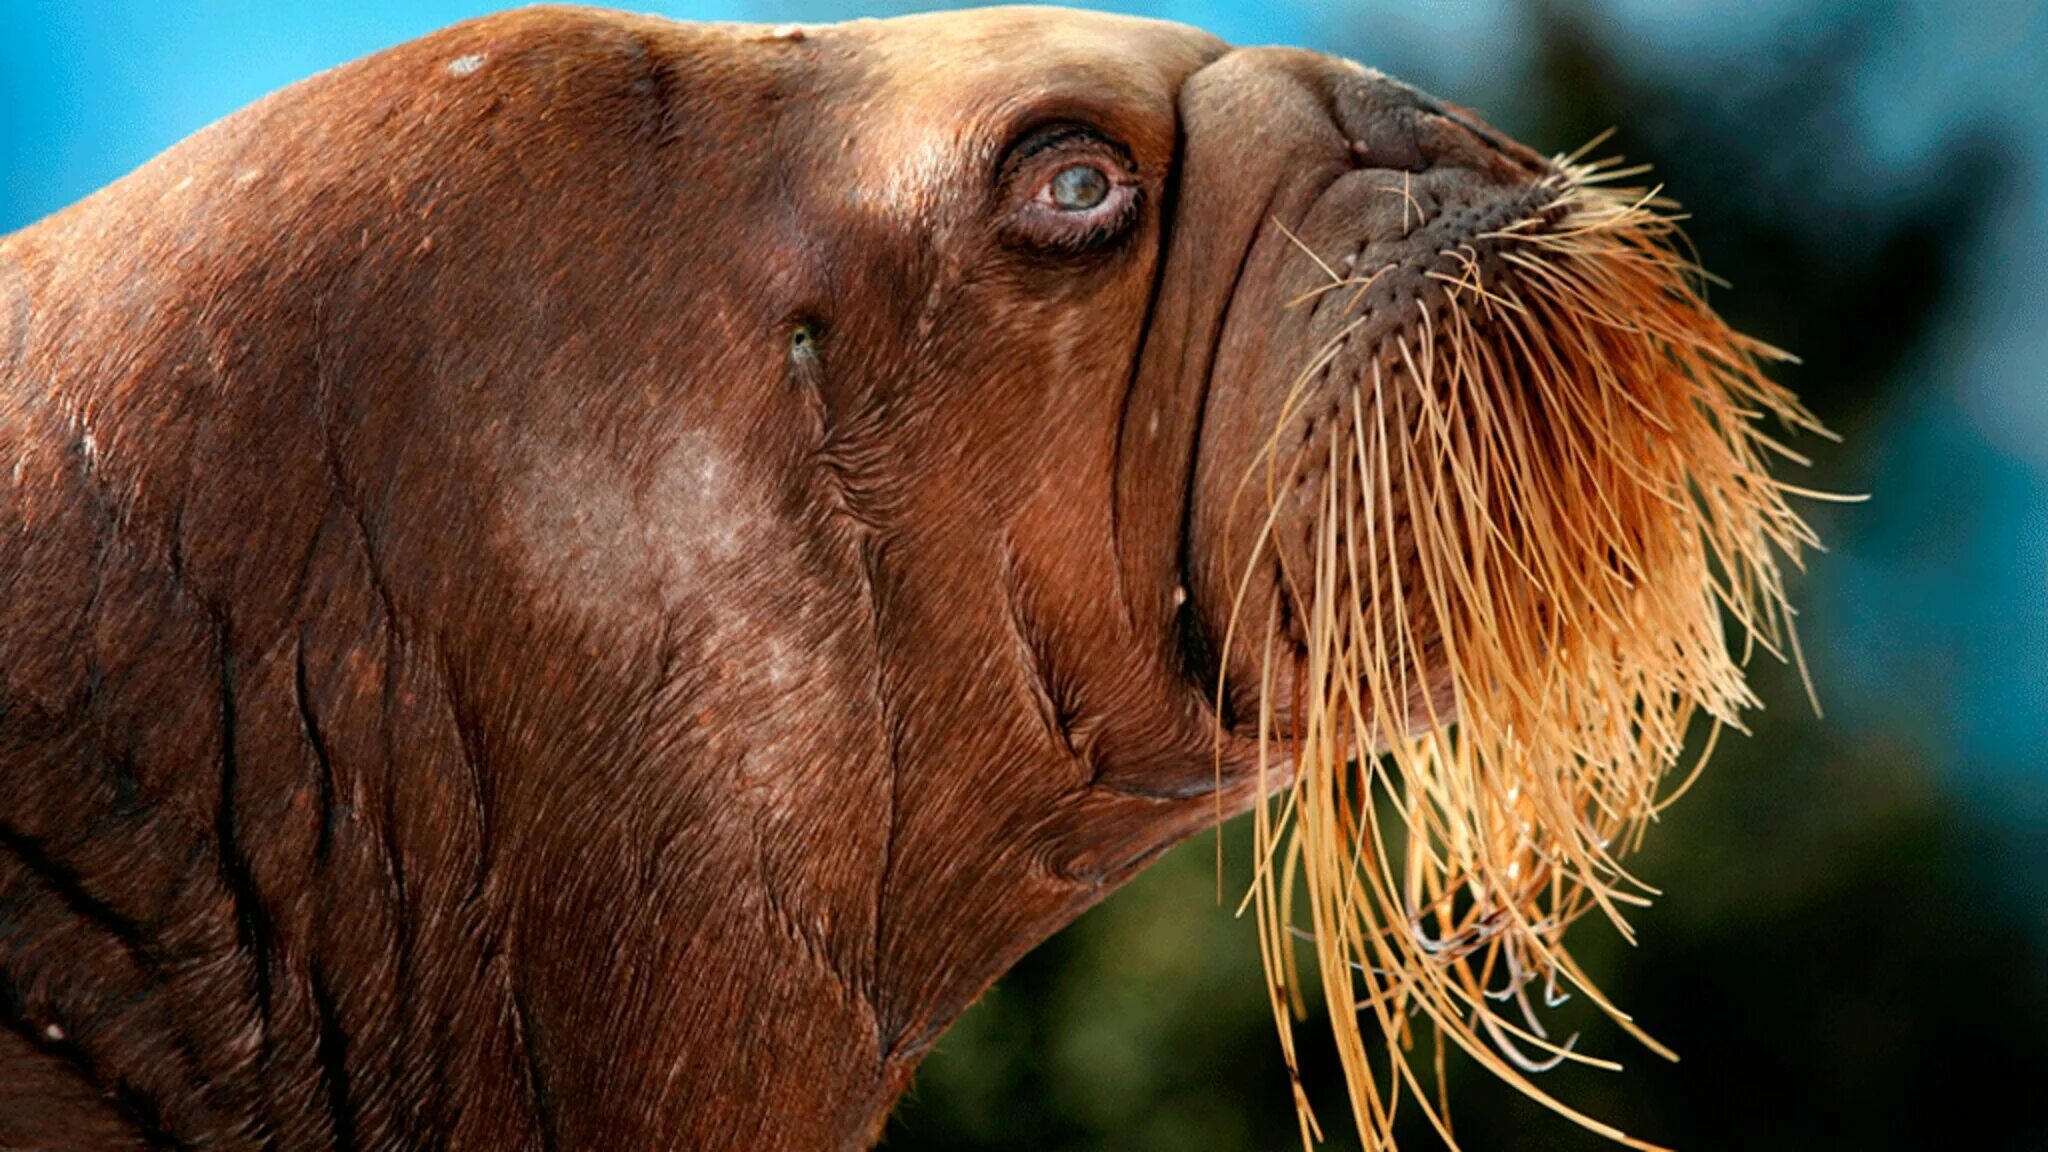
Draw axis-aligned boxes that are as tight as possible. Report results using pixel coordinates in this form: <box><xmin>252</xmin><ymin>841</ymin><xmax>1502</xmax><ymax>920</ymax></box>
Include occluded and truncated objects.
<box><xmin>1274</xmin><ymin>215</ymin><xmax>1350</xmax><ymax>287</ymax></box>
<box><xmin>1560</xmin><ymin>125</ymin><xmax>1621</xmax><ymax>165</ymax></box>
<box><xmin>1236</xmin><ymin>147</ymin><xmax>1829</xmax><ymax>1152</ymax></box>
<box><xmin>1290</xmin><ymin>263</ymin><xmax>1398</xmax><ymax>310</ymax></box>
<box><xmin>1475</xmin><ymin>1010</ymin><xmax>1582</xmax><ymax>1077</ymax></box>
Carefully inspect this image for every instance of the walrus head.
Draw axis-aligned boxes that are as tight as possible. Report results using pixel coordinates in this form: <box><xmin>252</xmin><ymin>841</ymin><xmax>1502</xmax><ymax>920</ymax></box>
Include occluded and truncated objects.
<box><xmin>0</xmin><ymin>6</ymin><xmax>1822</xmax><ymax>1150</ymax></box>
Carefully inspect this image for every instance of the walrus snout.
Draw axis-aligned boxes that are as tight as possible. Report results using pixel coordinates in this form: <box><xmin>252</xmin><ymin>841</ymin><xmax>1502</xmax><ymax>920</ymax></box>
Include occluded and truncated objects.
<box><xmin>1179</xmin><ymin>53</ymin><xmax>1566</xmax><ymax>734</ymax></box>
<box><xmin>1161</xmin><ymin>43</ymin><xmax>1819</xmax><ymax>1145</ymax></box>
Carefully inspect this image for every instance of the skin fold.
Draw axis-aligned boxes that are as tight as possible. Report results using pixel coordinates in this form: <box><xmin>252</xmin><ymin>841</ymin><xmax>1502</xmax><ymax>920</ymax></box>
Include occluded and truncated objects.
<box><xmin>0</xmin><ymin>7</ymin><xmax>1603</xmax><ymax>1149</ymax></box>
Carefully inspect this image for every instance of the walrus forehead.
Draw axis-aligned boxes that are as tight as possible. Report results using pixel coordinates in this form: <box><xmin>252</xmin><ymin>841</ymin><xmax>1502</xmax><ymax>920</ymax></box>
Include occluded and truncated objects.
<box><xmin>800</xmin><ymin>7</ymin><xmax>1225</xmax><ymax>219</ymax></box>
<box><xmin>837</xmin><ymin>5</ymin><xmax>1224</xmax><ymax>83</ymax></box>
<box><xmin>847</xmin><ymin>5</ymin><xmax>1225</xmax><ymax>73</ymax></box>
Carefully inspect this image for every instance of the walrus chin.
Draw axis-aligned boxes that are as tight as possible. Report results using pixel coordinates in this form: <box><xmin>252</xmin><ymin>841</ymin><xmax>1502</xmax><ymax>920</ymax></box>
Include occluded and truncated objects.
<box><xmin>1217</xmin><ymin>144</ymin><xmax>1828</xmax><ymax>1149</ymax></box>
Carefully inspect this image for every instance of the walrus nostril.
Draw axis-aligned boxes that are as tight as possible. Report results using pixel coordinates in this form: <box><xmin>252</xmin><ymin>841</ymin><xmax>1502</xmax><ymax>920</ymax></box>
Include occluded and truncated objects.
<box><xmin>1332</xmin><ymin>70</ymin><xmax>1435</xmax><ymax>172</ymax></box>
<box><xmin>1333</xmin><ymin>68</ymin><xmax>1547</xmax><ymax>180</ymax></box>
<box><xmin>1346</xmin><ymin>118</ymin><xmax>1427</xmax><ymax>173</ymax></box>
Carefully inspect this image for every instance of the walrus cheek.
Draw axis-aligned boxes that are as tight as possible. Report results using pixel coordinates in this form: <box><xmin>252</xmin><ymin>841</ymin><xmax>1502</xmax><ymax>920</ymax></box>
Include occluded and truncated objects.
<box><xmin>492</xmin><ymin>425</ymin><xmax>888</xmax><ymax>826</ymax></box>
<box><xmin>498</xmin><ymin>429</ymin><xmax>787</xmax><ymax>635</ymax></box>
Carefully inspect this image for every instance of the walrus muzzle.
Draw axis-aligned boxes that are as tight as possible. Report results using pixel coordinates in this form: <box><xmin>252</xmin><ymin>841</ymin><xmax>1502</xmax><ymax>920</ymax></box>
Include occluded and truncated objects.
<box><xmin>1172</xmin><ymin>58</ymin><xmax>1823</xmax><ymax>1150</ymax></box>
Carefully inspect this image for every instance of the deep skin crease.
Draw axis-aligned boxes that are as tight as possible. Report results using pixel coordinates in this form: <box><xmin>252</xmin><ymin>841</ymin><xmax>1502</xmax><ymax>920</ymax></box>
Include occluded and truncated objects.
<box><xmin>0</xmin><ymin>7</ymin><xmax>1555</xmax><ymax>1149</ymax></box>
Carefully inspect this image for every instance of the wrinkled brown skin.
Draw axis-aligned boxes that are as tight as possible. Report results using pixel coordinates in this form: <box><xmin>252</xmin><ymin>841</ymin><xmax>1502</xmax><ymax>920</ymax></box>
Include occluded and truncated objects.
<box><xmin>0</xmin><ymin>6</ymin><xmax>1549</xmax><ymax>1149</ymax></box>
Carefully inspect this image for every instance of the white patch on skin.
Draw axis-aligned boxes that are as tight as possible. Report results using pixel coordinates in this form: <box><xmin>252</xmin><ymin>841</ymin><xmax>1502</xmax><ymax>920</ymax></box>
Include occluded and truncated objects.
<box><xmin>62</xmin><ymin>403</ymin><xmax>98</xmax><ymax>472</ymax></box>
<box><xmin>503</xmin><ymin>429</ymin><xmax>860</xmax><ymax>803</ymax></box>
<box><xmin>446</xmin><ymin>53</ymin><xmax>486</xmax><ymax>77</ymax></box>
<box><xmin>1044</xmin><ymin>307</ymin><xmax>1105</xmax><ymax>408</ymax></box>
<box><xmin>761</xmin><ymin>636</ymin><xmax>801</xmax><ymax>692</ymax></box>
<box><xmin>234</xmin><ymin>169</ymin><xmax>265</xmax><ymax>189</ymax></box>
<box><xmin>42</xmin><ymin>1023</ymin><xmax>63</xmax><ymax>1042</ymax></box>
<box><xmin>845</xmin><ymin>131</ymin><xmax>953</xmax><ymax>225</ymax></box>
<box><xmin>504</xmin><ymin>430</ymin><xmax>764</xmax><ymax>626</ymax></box>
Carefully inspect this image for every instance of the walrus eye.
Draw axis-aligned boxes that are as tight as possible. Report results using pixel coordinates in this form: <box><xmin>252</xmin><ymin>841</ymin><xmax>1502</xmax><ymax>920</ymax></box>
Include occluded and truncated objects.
<box><xmin>1047</xmin><ymin>164</ymin><xmax>1111</xmax><ymax>212</ymax></box>
<box><xmin>1000</xmin><ymin>123</ymin><xmax>1140</xmax><ymax>255</ymax></box>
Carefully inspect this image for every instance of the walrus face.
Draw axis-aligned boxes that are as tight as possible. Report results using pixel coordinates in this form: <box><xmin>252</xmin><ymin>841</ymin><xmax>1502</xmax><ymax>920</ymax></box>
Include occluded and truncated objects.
<box><xmin>0</xmin><ymin>8</ymin><xmax>1825</xmax><ymax>1150</ymax></box>
<box><xmin>805</xmin><ymin>13</ymin><xmax>1822</xmax><ymax>1141</ymax></box>
<box><xmin>694</xmin><ymin>13</ymin><xmax>1820</xmax><ymax>1139</ymax></box>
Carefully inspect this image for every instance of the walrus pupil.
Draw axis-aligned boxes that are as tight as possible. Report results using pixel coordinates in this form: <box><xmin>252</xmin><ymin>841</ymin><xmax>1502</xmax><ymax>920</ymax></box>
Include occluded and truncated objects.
<box><xmin>1050</xmin><ymin>164</ymin><xmax>1110</xmax><ymax>212</ymax></box>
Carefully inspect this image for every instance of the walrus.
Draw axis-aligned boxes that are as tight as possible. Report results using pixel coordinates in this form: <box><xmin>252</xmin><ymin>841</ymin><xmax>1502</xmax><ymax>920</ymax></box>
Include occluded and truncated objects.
<box><xmin>0</xmin><ymin>6</ymin><xmax>1826</xmax><ymax>1150</ymax></box>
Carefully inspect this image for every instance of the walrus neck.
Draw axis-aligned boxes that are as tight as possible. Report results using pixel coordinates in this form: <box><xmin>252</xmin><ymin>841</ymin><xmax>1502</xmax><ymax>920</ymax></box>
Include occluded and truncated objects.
<box><xmin>0</xmin><ymin>418</ymin><xmax>542</xmax><ymax>1147</ymax></box>
<box><xmin>0</xmin><ymin>428</ymin><xmax>1187</xmax><ymax>1150</ymax></box>
<box><xmin>0</xmin><ymin>241</ymin><xmax>1233</xmax><ymax>1152</ymax></box>
<box><xmin>0</xmin><ymin>480</ymin><xmax>867</xmax><ymax>1150</ymax></box>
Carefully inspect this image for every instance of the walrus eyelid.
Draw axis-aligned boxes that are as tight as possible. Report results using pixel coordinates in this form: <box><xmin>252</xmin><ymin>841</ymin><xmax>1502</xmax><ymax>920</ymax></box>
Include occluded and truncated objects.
<box><xmin>997</xmin><ymin>123</ymin><xmax>1142</xmax><ymax>256</ymax></box>
<box><xmin>1001</xmin><ymin>122</ymin><xmax>1134</xmax><ymax>172</ymax></box>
